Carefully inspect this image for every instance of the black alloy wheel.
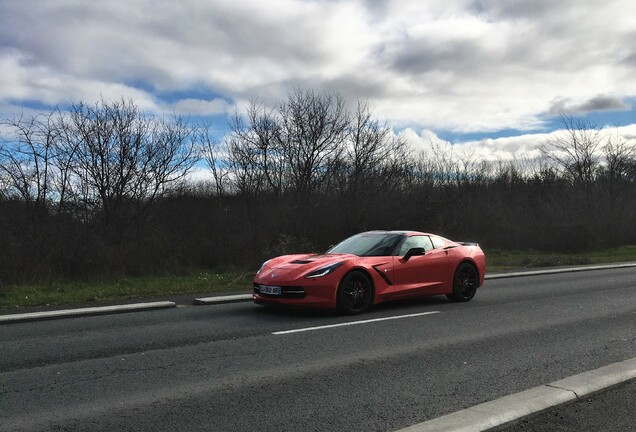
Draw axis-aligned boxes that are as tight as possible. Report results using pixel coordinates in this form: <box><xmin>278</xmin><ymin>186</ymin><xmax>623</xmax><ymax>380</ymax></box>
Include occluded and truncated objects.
<box><xmin>337</xmin><ymin>271</ymin><xmax>373</xmax><ymax>315</ymax></box>
<box><xmin>447</xmin><ymin>262</ymin><xmax>478</xmax><ymax>302</ymax></box>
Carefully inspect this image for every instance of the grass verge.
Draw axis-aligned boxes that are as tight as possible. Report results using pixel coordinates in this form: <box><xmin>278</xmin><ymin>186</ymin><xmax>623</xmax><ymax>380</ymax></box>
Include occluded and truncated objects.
<box><xmin>486</xmin><ymin>245</ymin><xmax>636</xmax><ymax>272</ymax></box>
<box><xmin>0</xmin><ymin>271</ymin><xmax>253</xmax><ymax>310</ymax></box>
<box><xmin>1</xmin><ymin>245</ymin><xmax>635</xmax><ymax>310</ymax></box>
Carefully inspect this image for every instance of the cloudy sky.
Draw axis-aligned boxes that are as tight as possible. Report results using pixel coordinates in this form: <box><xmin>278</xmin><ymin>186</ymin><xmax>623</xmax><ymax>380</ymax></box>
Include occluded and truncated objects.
<box><xmin>1</xmin><ymin>0</ymin><xmax>635</xmax><ymax>158</ymax></box>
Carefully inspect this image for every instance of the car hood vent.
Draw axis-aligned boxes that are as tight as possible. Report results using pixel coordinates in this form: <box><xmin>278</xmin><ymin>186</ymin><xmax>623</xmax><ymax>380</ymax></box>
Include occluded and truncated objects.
<box><xmin>290</xmin><ymin>259</ymin><xmax>313</xmax><ymax>264</ymax></box>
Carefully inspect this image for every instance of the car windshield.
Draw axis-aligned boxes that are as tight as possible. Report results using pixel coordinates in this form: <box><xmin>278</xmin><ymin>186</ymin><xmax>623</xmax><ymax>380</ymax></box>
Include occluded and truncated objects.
<box><xmin>327</xmin><ymin>232</ymin><xmax>405</xmax><ymax>256</ymax></box>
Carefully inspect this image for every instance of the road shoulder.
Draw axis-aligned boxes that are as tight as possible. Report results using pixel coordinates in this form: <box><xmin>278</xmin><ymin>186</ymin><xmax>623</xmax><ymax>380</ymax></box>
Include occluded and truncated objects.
<box><xmin>395</xmin><ymin>357</ymin><xmax>636</xmax><ymax>432</ymax></box>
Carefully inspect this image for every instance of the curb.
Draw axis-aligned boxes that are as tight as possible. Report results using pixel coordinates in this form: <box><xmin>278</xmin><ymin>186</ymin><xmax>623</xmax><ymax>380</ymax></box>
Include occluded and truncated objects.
<box><xmin>485</xmin><ymin>262</ymin><xmax>636</xmax><ymax>280</ymax></box>
<box><xmin>0</xmin><ymin>301</ymin><xmax>176</xmax><ymax>324</ymax></box>
<box><xmin>395</xmin><ymin>357</ymin><xmax>636</xmax><ymax>432</ymax></box>
<box><xmin>194</xmin><ymin>294</ymin><xmax>252</xmax><ymax>305</ymax></box>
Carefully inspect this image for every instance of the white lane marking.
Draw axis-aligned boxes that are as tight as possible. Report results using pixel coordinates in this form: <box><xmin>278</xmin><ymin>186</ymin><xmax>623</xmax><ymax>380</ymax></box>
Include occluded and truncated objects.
<box><xmin>272</xmin><ymin>311</ymin><xmax>440</xmax><ymax>335</ymax></box>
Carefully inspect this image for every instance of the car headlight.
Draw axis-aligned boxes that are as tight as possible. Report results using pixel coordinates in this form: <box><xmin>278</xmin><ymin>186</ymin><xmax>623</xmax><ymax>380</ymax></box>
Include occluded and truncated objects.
<box><xmin>305</xmin><ymin>262</ymin><xmax>344</xmax><ymax>279</ymax></box>
<box><xmin>256</xmin><ymin>260</ymin><xmax>271</xmax><ymax>275</ymax></box>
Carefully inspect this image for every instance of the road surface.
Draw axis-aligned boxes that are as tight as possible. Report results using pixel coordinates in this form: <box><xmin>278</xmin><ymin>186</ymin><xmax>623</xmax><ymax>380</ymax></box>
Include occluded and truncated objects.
<box><xmin>1</xmin><ymin>268</ymin><xmax>635</xmax><ymax>431</ymax></box>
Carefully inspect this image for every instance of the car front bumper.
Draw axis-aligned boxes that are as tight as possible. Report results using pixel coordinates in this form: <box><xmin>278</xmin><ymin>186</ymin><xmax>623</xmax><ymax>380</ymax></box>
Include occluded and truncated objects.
<box><xmin>252</xmin><ymin>281</ymin><xmax>337</xmax><ymax>308</ymax></box>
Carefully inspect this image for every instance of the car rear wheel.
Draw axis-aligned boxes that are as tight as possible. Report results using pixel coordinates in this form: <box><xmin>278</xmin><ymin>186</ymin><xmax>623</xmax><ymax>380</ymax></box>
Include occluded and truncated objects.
<box><xmin>447</xmin><ymin>262</ymin><xmax>478</xmax><ymax>302</ymax></box>
<box><xmin>337</xmin><ymin>271</ymin><xmax>373</xmax><ymax>315</ymax></box>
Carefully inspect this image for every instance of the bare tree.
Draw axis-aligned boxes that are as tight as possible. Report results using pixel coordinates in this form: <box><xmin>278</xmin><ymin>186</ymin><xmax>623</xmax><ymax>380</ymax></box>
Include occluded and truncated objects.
<box><xmin>53</xmin><ymin>113</ymin><xmax>83</xmax><ymax>215</ymax></box>
<box><xmin>144</xmin><ymin>114</ymin><xmax>199</xmax><ymax>200</ymax></box>
<box><xmin>0</xmin><ymin>111</ymin><xmax>60</xmax><ymax>210</ymax></box>
<box><xmin>225</xmin><ymin>89</ymin><xmax>350</xmax><ymax>200</ymax></box>
<box><xmin>346</xmin><ymin>100</ymin><xmax>410</xmax><ymax>193</ymax></box>
<box><xmin>66</xmin><ymin>98</ymin><xmax>198</xmax><ymax>227</ymax></box>
<box><xmin>277</xmin><ymin>88</ymin><xmax>348</xmax><ymax>198</ymax></box>
<box><xmin>540</xmin><ymin>115</ymin><xmax>604</xmax><ymax>185</ymax></box>
<box><xmin>226</xmin><ymin>102</ymin><xmax>285</xmax><ymax>196</ymax></box>
<box><xmin>199</xmin><ymin>123</ymin><xmax>232</xmax><ymax>198</ymax></box>
<box><xmin>226</xmin><ymin>131</ymin><xmax>268</xmax><ymax>199</ymax></box>
<box><xmin>601</xmin><ymin>133</ymin><xmax>636</xmax><ymax>216</ymax></box>
<box><xmin>334</xmin><ymin>100</ymin><xmax>411</xmax><ymax>229</ymax></box>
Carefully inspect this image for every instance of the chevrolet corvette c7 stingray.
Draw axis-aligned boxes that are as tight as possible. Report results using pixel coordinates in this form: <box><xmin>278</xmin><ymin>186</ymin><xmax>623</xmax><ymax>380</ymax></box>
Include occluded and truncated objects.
<box><xmin>253</xmin><ymin>230</ymin><xmax>486</xmax><ymax>314</ymax></box>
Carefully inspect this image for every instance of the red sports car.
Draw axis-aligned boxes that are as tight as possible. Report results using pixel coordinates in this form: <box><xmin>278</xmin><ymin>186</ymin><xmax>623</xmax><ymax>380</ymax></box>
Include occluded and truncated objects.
<box><xmin>253</xmin><ymin>230</ymin><xmax>486</xmax><ymax>314</ymax></box>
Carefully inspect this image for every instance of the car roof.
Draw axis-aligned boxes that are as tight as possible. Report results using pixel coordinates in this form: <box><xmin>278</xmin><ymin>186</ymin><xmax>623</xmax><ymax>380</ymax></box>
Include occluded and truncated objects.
<box><xmin>362</xmin><ymin>230</ymin><xmax>429</xmax><ymax>237</ymax></box>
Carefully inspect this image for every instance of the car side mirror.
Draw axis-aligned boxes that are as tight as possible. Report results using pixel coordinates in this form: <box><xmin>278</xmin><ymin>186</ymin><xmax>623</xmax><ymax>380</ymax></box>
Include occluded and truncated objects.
<box><xmin>403</xmin><ymin>247</ymin><xmax>425</xmax><ymax>261</ymax></box>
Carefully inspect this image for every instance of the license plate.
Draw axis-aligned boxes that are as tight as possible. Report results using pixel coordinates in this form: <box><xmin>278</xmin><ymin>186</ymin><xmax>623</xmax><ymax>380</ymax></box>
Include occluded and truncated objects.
<box><xmin>259</xmin><ymin>285</ymin><xmax>282</xmax><ymax>295</ymax></box>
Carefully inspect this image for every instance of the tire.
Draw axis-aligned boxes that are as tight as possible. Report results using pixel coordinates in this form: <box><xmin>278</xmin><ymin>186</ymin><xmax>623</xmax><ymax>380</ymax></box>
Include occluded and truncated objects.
<box><xmin>446</xmin><ymin>262</ymin><xmax>478</xmax><ymax>302</ymax></box>
<box><xmin>337</xmin><ymin>270</ymin><xmax>373</xmax><ymax>315</ymax></box>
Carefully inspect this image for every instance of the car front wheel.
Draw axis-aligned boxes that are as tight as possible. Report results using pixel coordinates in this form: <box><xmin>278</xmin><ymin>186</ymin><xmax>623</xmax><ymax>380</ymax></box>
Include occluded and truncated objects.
<box><xmin>337</xmin><ymin>271</ymin><xmax>373</xmax><ymax>315</ymax></box>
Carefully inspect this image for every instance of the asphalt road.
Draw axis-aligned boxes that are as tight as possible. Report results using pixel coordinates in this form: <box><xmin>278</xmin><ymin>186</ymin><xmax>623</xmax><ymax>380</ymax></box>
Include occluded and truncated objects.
<box><xmin>1</xmin><ymin>268</ymin><xmax>635</xmax><ymax>432</ymax></box>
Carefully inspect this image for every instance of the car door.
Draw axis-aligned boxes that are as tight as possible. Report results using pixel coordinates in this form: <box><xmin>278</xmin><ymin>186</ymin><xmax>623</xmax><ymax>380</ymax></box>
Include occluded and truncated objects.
<box><xmin>392</xmin><ymin>235</ymin><xmax>450</xmax><ymax>297</ymax></box>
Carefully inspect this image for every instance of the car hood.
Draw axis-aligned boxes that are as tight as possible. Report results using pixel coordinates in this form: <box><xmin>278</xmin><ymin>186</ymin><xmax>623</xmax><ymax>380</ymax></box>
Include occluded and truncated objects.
<box><xmin>257</xmin><ymin>253</ymin><xmax>354</xmax><ymax>281</ymax></box>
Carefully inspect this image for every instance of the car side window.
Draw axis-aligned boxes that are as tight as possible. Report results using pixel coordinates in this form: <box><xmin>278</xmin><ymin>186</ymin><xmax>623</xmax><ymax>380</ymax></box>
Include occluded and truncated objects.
<box><xmin>430</xmin><ymin>235</ymin><xmax>446</xmax><ymax>249</ymax></box>
<box><xmin>398</xmin><ymin>235</ymin><xmax>434</xmax><ymax>256</ymax></box>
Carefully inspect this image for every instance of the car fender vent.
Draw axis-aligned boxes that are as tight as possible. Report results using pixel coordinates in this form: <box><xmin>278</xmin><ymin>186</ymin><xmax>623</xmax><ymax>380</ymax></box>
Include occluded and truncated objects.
<box><xmin>290</xmin><ymin>259</ymin><xmax>313</xmax><ymax>264</ymax></box>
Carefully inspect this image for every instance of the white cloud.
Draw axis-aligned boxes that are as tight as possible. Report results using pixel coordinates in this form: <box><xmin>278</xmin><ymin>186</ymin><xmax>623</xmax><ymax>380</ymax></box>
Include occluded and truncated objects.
<box><xmin>0</xmin><ymin>50</ymin><xmax>159</xmax><ymax>111</ymax></box>
<box><xmin>185</xmin><ymin>166</ymin><xmax>215</xmax><ymax>183</ymax></box>
<box><xmin>1</xmin><ymin>0</ymin><xmax>636</xmax><ymax>134</ymax></box>
<box><xmin>173</xmin><ymin>98</ymin><xmax>232</xmax><ymax>116</ymax></box>
<box><xmin>399</xmin><ymin>123</ymin><xmax>636</xmax><ymax>163</ymax></box>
